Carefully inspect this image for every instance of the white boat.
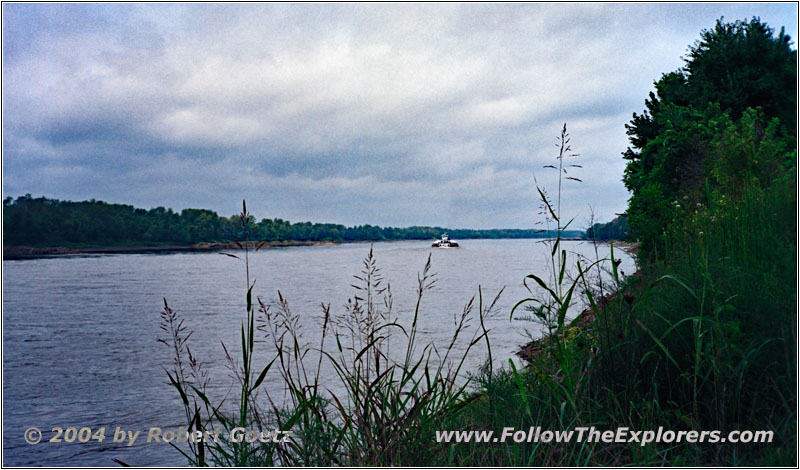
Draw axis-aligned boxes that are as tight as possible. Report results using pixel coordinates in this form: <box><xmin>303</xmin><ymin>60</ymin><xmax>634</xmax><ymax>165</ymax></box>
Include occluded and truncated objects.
<box><xmin>432</xmin><ymin>233</ymin><xmax>459</xmax><ymax>248</ymax></box>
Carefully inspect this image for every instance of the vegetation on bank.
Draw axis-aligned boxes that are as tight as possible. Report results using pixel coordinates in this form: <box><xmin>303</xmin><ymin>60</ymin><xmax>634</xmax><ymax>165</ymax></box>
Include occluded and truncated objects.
<box><xmin>2</xmin><ymin>195</ymin><xmax>579</xmax><ymax>248</ymax></box>
<box><xmin>622</xmin><ymin>18</ymin><xmax>795</xmax><ymax>259</ymax></box>
<box><xmin>583</xmin><ymin>213</ymin><xmax>628</xmax><ymax>241</ymax></box>
<box><xmin>156</xmin><ymin>17</ymin><xmax>795</xmax><ymax>467</ymax></box>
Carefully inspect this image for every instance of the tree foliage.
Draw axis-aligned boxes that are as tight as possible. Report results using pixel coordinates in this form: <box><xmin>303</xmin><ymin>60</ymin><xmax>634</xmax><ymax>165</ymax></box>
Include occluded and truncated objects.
<box><xmin>2</xmin><ymin>195</ymin><xmax>574</xmax><ymax>247</ymax></box>
<box><xmin>584</xmin><ymin>214</ymin><xmax>628</xmax><ymax>240</ymax></box>
<box><xmin>623</xmin><ymin>17</ymin><xmax>796</xmax><ymax>258</ymax></box>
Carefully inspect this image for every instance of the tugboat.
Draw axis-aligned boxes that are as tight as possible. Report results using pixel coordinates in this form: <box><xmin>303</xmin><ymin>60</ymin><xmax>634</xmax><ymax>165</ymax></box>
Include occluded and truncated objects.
<box><xmin>432</xmin><ymin>233</ymin><xmax>459</xmax><ymax>248</ymax></box>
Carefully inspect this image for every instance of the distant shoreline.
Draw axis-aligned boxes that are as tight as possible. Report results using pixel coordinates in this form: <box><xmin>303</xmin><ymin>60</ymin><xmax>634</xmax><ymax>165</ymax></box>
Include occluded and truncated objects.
<box><xmin>2</xmin><ymin>241</ymin><xmax>337</xmax><ymax>260</ymax></box>
<box><xmin>3</xmin><ymin>238</ymin><xmax>632</xmax><ymax>260</ymax></box>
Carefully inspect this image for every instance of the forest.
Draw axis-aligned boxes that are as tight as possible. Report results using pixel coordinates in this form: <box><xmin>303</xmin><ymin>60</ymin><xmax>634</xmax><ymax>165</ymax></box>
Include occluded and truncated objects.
<box><xmin>2</xmin><ymin>195</ymin><xmax>577</xmax><ymax>247</ymax></box>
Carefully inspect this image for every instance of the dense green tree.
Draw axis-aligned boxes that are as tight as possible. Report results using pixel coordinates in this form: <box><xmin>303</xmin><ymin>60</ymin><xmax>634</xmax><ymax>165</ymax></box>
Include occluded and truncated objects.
<box><xmin>684</xmin><ymin>19</ymin><xmax>796</xmax><ymax>130</ymax></box>
<box><xmin>584</xmin><ymin>214</ymin><xmax>628</xmax><ymax>240</ymax></box>
<box><xmin>623</xmin><ymin>17</ymin><xmax>796</xmax><ymax>258</ymax></box>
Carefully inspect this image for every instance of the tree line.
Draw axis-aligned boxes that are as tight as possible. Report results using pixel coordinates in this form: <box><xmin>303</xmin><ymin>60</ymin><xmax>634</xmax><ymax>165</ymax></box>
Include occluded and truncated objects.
<box><xmin>584</xmin><ymin>214</ymin><xmax>628</xmax><ymax>241</ymax></box>
<box><xmin>2</xmin><ymin>195</ymin><xmax>580</xmax><ymax>246</ymax></box>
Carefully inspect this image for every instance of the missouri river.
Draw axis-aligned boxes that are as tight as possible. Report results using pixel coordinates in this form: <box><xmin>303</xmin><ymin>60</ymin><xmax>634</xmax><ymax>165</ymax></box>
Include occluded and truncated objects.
<box><xmin>3</xmin><ymin>239</ymin><xmax>634</xmax><ymax>466</ymax></box>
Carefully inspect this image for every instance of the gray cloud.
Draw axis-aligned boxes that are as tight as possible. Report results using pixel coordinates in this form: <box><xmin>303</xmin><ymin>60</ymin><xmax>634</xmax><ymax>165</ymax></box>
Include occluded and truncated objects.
<box><xmin>2</xmin><ymin>3</ymin><xmax>797</xmax><ymax>228</ymax></box>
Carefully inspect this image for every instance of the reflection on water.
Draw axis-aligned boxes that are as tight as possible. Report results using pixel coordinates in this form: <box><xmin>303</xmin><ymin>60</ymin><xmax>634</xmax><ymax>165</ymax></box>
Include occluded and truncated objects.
<box><xmin>2</xmin><ymin>239</ymin><xmax>634</xmax><ymax>466</ymax></box>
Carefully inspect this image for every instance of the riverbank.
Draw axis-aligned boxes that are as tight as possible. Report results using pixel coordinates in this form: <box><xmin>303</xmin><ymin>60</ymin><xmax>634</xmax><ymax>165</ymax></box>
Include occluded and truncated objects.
<box><xmin>516</xmin><ymin>240</ymin><xmax>638</xmax><ymax>364</ymax></box>
<box><xmin>4</xmin><ymin>237</ymin><xmax>618</xmax><ymax>260</ymax></box>
<box><xmin>2</xmin><ymin>240</ymin><xmax>338</xmax><ymax>260</ymax></box>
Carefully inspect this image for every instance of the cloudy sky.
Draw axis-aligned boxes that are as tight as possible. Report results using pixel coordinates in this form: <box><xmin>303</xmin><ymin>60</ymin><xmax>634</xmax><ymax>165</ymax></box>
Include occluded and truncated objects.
<box><xmin>3</xmin><ymin>3</ymin><xmax>797</xmax><ymax>229</ymax></box>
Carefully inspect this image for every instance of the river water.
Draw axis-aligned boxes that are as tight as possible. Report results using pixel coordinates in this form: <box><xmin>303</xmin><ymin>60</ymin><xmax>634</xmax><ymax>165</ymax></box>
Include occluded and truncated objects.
<box><xmin>2</xmin><ymin>239</ymin><xmax>634</xmax><ymax>466</ymax></box>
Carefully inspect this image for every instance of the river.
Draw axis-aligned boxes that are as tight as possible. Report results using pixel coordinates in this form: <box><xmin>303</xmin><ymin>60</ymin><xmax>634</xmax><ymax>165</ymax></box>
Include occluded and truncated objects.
<box><xmin>2</xmin><ymin>239</ymin><xmax>634</xmax><ymax>466</ymax></box>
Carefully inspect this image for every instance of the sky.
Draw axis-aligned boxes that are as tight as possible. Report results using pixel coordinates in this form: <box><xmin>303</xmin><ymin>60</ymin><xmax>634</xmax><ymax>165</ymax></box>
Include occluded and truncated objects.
<box><xmin>2</xmin><ymin>3</ymin><xmax>797</xmax><ymax>229</ymax></box>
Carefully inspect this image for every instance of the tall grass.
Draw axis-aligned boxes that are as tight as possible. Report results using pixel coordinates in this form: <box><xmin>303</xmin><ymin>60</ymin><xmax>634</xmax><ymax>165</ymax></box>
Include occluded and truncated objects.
<box><xmin>159</xmin><ymin>201</ymin><xmax>504</xmax><ymax>466</ymax></box>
